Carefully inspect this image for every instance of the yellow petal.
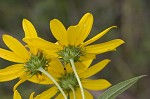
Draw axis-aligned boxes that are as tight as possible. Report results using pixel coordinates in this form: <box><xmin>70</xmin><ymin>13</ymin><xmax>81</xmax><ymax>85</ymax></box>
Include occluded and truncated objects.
<box><xmin>76</xmin><ymin>13</ymin><xmax>93</xmax><ymax>46</ymax></box>
<box><xmin>0</xmin><ymin>48</ymin><xmax>26</xmax><ymax>63</ymax></box>
<box><xmin>73</xmin><ymin>88</ymin><xmax>93</xmax><ymax>99</ymax></box>
<box><xmin>34</xmin><ymin>86</ymin><xmax>58</xmax><ymax>99</ymax></box>
<box><xmin>65</xmin><ymin>63</ymin><xmax>73</xmax><ymax>73</ymax></box>
<box><xmin>79</xmin><ymin>59</ymin><xmax>110</xmax><ymax>78</ymax></box>
<box><xmin>82</xmin><ymin>79</ymin><xmax>111</xmax><ymax>90</ymax></box>
<box><xmin>22</xmin><ymin>19</ymin><xmax>38</xmax><ymax>38</ymax></box>
<box><xmin>48</xmin><ymin>66</ymin><xmax>62</xmax><ymax>79</ymax></box>
<box><xmin>75</xmin><ymin>62</ymin><xmax>86</xmax><ymax>74</ymax></box>
<box><xmin>3</xmin><ymin>35</ymin><xmax>30</xmax><ymax>60</ymax></box>
<box><xmin>82</xmin><ymin>26</ymin><xmax>117</xmax><ymax>47</ymax></box>
<box><xmin>13</xmin><ymin>75</ymin><xmax>28</xmax><ymax>91</ymax></box>
<box><xmin>85</xmin><ymin>39</ymin><xmax>125</xmax><ymax>54</ymax></box>
<box><xmin>55</xmin><ymin>93</ymin><xmax>65</xmax><ymax>99</ymax></box>
<box><xmin>67</xmin><ymin>26</ymin><xmax>77</xmax><ymax>46</ymax></box>
<box><xmin>50</xmin><ymin>19</ymin><xmax>68</xmax><ymax>45</ymax></box>
<box><xmin>49</xmin><ymin>58</ymin><xmax>65</xmax><ymax>75</ymax></box>
<box><xmin>84</xmin><ymin>89</ymin><xmax>93</xmax><ymax>99</ymax></box>
<box><xmin>23</xmin><ymin>37</ymin><xmax>62</xmax><ymax>51</ymax></box>
<box><xmin>27</xmin><ymin>45</ymin><xmax>38</xmax><ymax>55</ymax></box>
<box><xmin>80</xmin><ymin>53</ymin><xmax>96</xmax><ymax>61</ymax></box>
<box><xmin>74</xmin><ymin>88</ymin><xmax>82</xmax><ymax>99</ymax></box>
<box><xmin>28</xmin><ymin>75</ymin><xmax>54</xmax><ymax>84</ymax></box>
<box><xmin>29</xmin><ymin>92</ymin><xmax>35</xmax><ymax>99</ymax></box>
<box><xmin>82</xmin><ymin>59</ymin><xmax>93</xmax><ymax>69</ymax></box>
<box><xmin>13</xmin><ymin>90</ymin><xmax>22</xmax><ymax>99</ymax></box>
<box><xmin>0</xmin><ymin>64</ymin><xmax>25</xmax><ymax>82</ymax></box>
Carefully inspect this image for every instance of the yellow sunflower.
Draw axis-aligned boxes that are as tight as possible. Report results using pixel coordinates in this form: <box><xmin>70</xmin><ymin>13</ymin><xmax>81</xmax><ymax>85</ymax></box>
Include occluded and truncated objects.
<box><xmin>33</xmin><ymin>58</ymin><xmax>111</xmax><ymax>99</ymax></box>
<box><xmin>23</xmin><ymin>13</ymin><xmax>124</xmax><ymax>63</ymax></box>
<box><xmin>13</xmin><ymin>90</ymin><xmax>34</xmax><ymax>99</ymax></box>
<box><xmin>22</xmin><ymin>13</ymin><xmax>124</xmax><ymax>99</ymax></box>
<box><xmin>0</xmin><ymin>35</ymin><xmax>53</xmax><ymax>91</ymax></box>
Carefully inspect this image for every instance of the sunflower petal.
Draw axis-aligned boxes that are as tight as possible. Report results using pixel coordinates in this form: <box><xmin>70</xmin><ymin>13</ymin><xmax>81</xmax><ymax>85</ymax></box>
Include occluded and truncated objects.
<box><xmin>55</xmin><ymin>93</ymin><xmax>65</xmax><ymax>99</ymax></box>
<box><xmin>23</xmin><ymin>37</ymin><xmax>62</xmax><ymax>51</ymax></box>
<box><xmin>22</xmin><ymin>19</ymin><xmax>38</xmax><ymax>38</ymax></box>
<box><xmin>49</xmin><ymin>58</ymin><xmax>65</xmax><ymax>74</ymax></box>
<box><xmin>34</xmin><ymin>86</ymin><xmax>58</xmax><ymax>99</ymax></box>
<box><xmin>85</xmin><ymin>39</ymin><xmax>125</xmax><ymax>54</ymax></box>
<box><xmin>82</xmin><ymin>79</ymin><xmax>111</xmax><ymax>90</ymax></box>
<box><xmin>13</xmin><ymin>90</ymin><xmax>22</xmax><ymax>99</ymax></box>
<box><xmin>82</xmin><ymin>59</ymin><xmax>93</xmax><ymax>69</ymax></box>
<box><xmin>3</xmin><ymin>35</ymin><xmax>30</xmax><ymax>60</ymax></box>
<box><xmin>76</xmin><ymin>13</ymin><xmax>93</xmax><ymax>45</ymax></box>
<box><xmin>84</xmin><ymin>89</ymin><xmax>93</xmax><ymax>99</ymax></box>
<box><xmin>79</xmin><ymin>59</ymin><xmax>110</xmax><ymax>78</ymax></box>
<box><xmin>75</xmin><ymin>62</ymin><xmax>86</xmax><ymax>74</ymax></box>
<box><xmin>29</xmin><ymin>92</ymin><xmax>35</xmax><ymax>99</ymax></box>
<box><xmin>80</xmin><ymin>53</ymin><xmax>96</xmax><ymax>61</ymax></box>
<box><xmin>74</xmin><ymin>88</ymin><xmax>82</xmax><ymax>99</ymax></box>
<box><xmin>82</xmin><ymin>26</ymin><xmax>117</xmax><ymax>46</ymax></box>
<box><xmin>50</xmin><ymin>19</ymin><xmax>68</xmax><ymax>45</ymax></box>
<box><xmin>13</xmin><ymin>75</ymin><xmax>28</xmax><ymax>91</ymax></box>
<box><xmin>74</xmin><ymin>88</ymin><xmax>93</xmax><ymax>99</ymax></box>
<box><xmin>67</xmin><ymin>26</ymin><xmax>77</xmax><ymax>45</ymax></box>
<box><xmin>28</xmin><ymin>74</ymin><xmax>54</xmax><ymax>84</ymax></box>
<box><xmin>65</xmin><ymin>64</ymin><xmax>73</xmax><ymax>73</ymax></box>
<box><xmin>0</xmin><ymin>48</ymin><xmax>26</xmax><ymax>63</ymax></box>
<box><xmin>0</xmin><ymin>64</ymin><xmax>25</xmax><ymax>82</ymax></box>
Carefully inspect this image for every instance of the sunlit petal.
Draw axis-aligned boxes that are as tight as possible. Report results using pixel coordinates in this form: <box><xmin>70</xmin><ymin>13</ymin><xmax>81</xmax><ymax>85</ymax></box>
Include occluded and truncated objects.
<box><xmin>0</xmin><ymin>48</ymin><xmax>26</xmax><ymax>63</ymax></box>
<box><xmin>23</xmin><ymin>37</ymin><xmax>62</xmax><ymax>51</ymax></box>
<box><xmin>28</xmin><ymin>75</ymin><xmax>54</xmax><ymax>84</ymax></box>
<box><xmin>79</xmin><ymin>59</ymin><xmax>110</xmax><ymax>78</ymax></box>
<box><xmin>34</xmin><ymin>86</ymin><xmax>58</xmax><ymax>99</ymax></box>
<box><xmin>29</xmin><ymin>92</ymin><xmax>35</xmax><ymax>99</ymax></box>
<box><xmin>55</xmin><ymin>93</ymin><xmax>66</xmax><ymax>99</ymax></box>
<box><xmin>50</xmin><ymin>19</ymin><xmax>68</xmax><ymax>45</ymax></box>
<box><xmin>3</xmin><ymin>35</ymin><xmax>30</xmax><ymax>60</ymax></box>
<box><xmin>85</xmin><ymin>39</ymin><xmax>125</xmax><ymax>54</ymax></box>
<box><xmin>82</xmin><ymin>79</ymin><xmax>111</xmax><ymax>90</ymax></box>
<box><xmin>13</xmin><ymin>90</ymin><xmax>22</xmax><ymax>99</ymax></box>
<box><xmin>67</xmin><ymin>26</ymin><xmax>77</xmax><ymax>46</ymax></box>
<box><xmin>13</xmin><ymin>75</ymin><xmax>28</xmax><ymax>91</ymax></box>
<box><xmin>76</xmin><ymin>13</ymin><xmax>93</xmax><ymax>45</ymax></box>
<box><xmin>49</xmin><ymin>58</ymin><xmax>65</xmax><ymax>74</ymax></box>
<box><xmin>22</xmin><ymin>19</ymin><xmax>38</xmax><ymax>38</ymax></box>
<box><xmin>82</xmin><ymin>26</ymin><xmax>117</xmax><ymax>46</ymax></box>
<box><xmin>0</xmin><ymin>64</ymin><xmax>25</xmax><ymax>82</ymax></box>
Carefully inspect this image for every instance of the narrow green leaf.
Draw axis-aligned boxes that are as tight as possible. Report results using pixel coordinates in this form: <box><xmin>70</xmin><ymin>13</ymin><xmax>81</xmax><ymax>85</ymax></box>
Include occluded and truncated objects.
<box><xmin>98</xmin><ymin>75</ymin><xmax>146</xmax><ymax>99</ymax></box>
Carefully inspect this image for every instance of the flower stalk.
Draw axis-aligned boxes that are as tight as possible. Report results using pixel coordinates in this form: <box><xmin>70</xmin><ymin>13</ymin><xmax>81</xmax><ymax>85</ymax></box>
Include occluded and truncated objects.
<box><xmin>70</xmin><ymin>59</ymin><xmax>85</xmax><ymax>99</ymax></box>
<box><xmin>68</xmin><ymin>84</ymin><xmax>76</xmax><ymax>99</ymax></box>
<box><xmin>37</xmin><ymin>67</ymin><xmax>67</xmax><ymax>99</ymax></box>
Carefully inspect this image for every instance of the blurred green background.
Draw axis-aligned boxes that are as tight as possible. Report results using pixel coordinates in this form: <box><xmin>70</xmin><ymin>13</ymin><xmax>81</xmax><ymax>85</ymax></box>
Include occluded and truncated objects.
<box><xmin>0</xmin><ymin>0</ymin><xmax>150</xmax><ymax>99</ymax></box>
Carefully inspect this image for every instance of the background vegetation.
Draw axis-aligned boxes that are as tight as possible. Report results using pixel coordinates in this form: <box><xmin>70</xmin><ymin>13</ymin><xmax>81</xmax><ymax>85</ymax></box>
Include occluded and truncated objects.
<box><xmin>0</xmin><ymin>0</ymin><xmax>149</xmax><ymax>99</ymax></box>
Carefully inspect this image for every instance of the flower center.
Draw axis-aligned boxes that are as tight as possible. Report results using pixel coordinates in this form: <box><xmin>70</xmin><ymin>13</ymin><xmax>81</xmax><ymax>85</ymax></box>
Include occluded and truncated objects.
<box><xmin>24</xmin><ymin>52</ymin><xmax>49</xmax><ymax>76</ymax></box>
<box><xmin>58</xmin><ymin>45</ymin><xmax>84</xmax><ymax>63</ymax></box>
<box><xmin>59</xmin><ymin>73</ymin><xmax>78</xmax><ymax>93</ymax></box>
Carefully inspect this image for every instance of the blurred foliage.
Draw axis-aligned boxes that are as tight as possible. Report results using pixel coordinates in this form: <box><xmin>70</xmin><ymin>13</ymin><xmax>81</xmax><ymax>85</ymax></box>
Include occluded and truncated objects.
<box><xmin>0</xmin><ymin>0</ymin><xmax>150</xmax><ymax>99</ymax></box>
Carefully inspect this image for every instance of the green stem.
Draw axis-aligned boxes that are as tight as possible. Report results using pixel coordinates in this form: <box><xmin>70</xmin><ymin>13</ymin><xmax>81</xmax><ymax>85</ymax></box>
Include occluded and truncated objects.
<box><xmin>37</xmin><ymin>67</ymin><xmax>67</xmax><ymax>99</ymax></box>
<box><xmin>69</xmin><ymin>59</ymin><xmax>85</xmax><ymax>99</ymax></box>
<box><xmin>68</xmin><ymin>84</ymin><xmax>76</xmax><ymax>99</ymax></box>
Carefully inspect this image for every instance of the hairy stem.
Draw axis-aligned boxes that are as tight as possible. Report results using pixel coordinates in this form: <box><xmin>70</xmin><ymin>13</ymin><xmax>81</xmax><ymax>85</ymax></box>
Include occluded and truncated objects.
<box><xmin>68</xmin><ymin>84</ymin><xmax>76</xmax><ymax>99</ymax></box>
<box><xmin>37</xmin><ymin>67</ymin><xmax>67</xmax><ymax>99</ymax></box>
<box><xmin>70</xmin><ymin>59</ymin><xmax>85</xmax><ymax>99</ymax></box>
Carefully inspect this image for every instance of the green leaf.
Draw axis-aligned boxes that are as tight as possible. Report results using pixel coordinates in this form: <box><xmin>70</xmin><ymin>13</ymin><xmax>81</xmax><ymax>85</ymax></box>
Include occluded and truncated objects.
<box><xmin>98</xmin><ymin>75</ymin><xmax>146</xmax><ymax>99</ymax></box>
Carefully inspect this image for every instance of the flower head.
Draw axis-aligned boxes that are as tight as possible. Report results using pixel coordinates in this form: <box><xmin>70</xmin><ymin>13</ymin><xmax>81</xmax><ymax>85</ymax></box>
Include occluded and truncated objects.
<box><xmin>0</xmin><ymin>35</ymin><xmax>53</xmax><ymax>91</ymax></box>
<box><xmin>23</xmin><ymin>13</ymin><xmax>124</xmax><ymax>63</ymax></box>
<box><xmin>34</xmin><ymin>59</ymin><xmax>111</xmax><ymax>99</ymax></box>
